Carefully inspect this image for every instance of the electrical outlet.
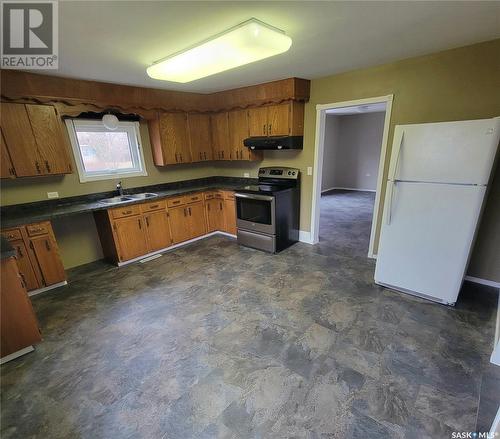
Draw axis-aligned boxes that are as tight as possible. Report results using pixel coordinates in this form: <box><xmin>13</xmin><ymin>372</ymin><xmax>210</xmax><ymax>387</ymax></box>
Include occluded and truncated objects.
<box><xmin>47</xmin><ymin>192</ymin><xmax>59</xmax><ymax>199</ymax></box>
<box><xmin>244</xmin><ymin>172</ymin><xmax>250</xmax><ymax>178</ymax></box>
<box><xmin>307</xmin><ymin>167</ymin><xmax>313</xmax><ymax>176</ymax></box>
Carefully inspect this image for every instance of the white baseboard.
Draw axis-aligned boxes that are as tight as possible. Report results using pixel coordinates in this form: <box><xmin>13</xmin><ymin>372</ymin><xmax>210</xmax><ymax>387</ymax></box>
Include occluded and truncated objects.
<box><xmin>299</xmin><ymin>230</ymin><xmax>314</xmax><ymax>244</ymax></box>
<box><xmin>28</xmin><ymin>281</ymin><xmax>68</xmax><ymax>297</ymax></box>
<box><xmin>464</xmin><ymin>276</ymin><xmax>500</xmax><ymax>289</ymax></box>
<box><xmin>117</xmin><ymin>231</ymin><xmax>236</xmax><ymax>267</ymax></box>
<box><xmin>321</xmin><ymin>186</ymin><xmax>376</xmax><ymax>194</ymax></box>
<box><xmin>0</xmin><ymin>345</ymin><xmax>34</xmax><ymax>364</ymax></box>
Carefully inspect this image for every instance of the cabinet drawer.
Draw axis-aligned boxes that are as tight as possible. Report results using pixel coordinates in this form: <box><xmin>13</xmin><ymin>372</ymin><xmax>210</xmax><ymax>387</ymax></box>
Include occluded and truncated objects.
<box><xmin>186</xmin><ymin>193</ymin><xmax>203</xmax><ymax>204</ymax></box>
<box><xmin>204</xmin><ymin>192</ymin><xmax>215</xmax><ymax>200</ymax></box>
<box><xmin>140</xmin><ymin>200</ymin><xmax>166</xmax><ymax>213</ymax></box>
<box><xmin>2</xmin><ymin>228</ymin><xmax>22</xmax><ymax>241</ymax></box>
<box><xmin>214</xmin><ymin>191</ymin><xmax>223</xmax><ymax>199</ymax></box>
<box><xmin>167</xmin><ymin>196</ymin><xmax>185</xmax><ymax>208</ymax></box>
<box><xmin>222</xmin><ymin>191</ymin><xmax>235</xmax><ymax>200</ymax></box>
<box><xmin>26</xmin><ymin>222</ymin><xmax>50</xmax><ymax>236</ymax></box>
<box><xmin>110</xmin><ymin>205</ymin><xmax>141</xmax><ymax>219</ymax></box>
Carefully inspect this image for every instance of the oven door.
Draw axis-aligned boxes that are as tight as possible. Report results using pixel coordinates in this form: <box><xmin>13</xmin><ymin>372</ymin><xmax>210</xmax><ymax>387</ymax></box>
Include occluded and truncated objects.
<box><xmin>235</xmin><ymin>193</ymin><xmax>275</xmax><ymax>235</ymax></box>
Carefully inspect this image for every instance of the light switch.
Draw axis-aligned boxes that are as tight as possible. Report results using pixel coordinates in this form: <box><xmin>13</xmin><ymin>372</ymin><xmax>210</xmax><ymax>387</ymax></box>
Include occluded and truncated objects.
<box><xmin>307</xmin><ymin>167</ymin><xmax>313</xmax><ymax>176</ymax></box>
<box><xmin>244</xmin><ymin>172</ymin><xmax>250</xmax><ymax>178</ymax></box>
<box><xmin>47</xmin><ymin>192</ymin><xmax>59</xmax><ymax>199</ymax></box>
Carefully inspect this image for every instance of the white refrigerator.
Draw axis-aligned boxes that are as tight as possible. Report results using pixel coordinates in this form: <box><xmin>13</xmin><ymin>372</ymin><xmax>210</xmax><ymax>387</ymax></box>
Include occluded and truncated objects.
<box><xmin>374</xmin><ymin>117</ymin><xmax>500</xmax><ymax>305</ymax></box>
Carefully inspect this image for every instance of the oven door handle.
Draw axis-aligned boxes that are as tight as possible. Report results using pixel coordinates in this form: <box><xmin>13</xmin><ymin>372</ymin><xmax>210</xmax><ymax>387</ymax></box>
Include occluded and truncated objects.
<box><xmin>235</xmin><ymin>193</ymin><xmax>274</xmax><ymax>202</ymax></box>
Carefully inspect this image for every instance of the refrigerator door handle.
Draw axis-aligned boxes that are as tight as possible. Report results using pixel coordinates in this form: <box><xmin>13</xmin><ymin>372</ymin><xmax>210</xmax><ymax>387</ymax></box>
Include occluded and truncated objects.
<box><xmin>389</xmin><ymin>130</ymin><xmax>405</xmax><ymax>180</ymax></box>
<box><xmin>386</xmin><ymin>180</ymin><xmax>396</xmax><ymax>225</ymax></box>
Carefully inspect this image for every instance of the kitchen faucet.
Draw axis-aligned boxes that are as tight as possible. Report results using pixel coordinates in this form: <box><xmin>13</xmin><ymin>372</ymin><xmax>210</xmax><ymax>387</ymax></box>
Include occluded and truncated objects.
<box><xmin>116</xmin><ymin>181</ymin><xmax>124</xmax><ymax>196</ymax></box>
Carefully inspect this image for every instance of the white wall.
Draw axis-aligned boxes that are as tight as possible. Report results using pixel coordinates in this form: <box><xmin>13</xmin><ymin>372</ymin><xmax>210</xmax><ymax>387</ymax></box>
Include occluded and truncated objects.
<box><xmin>321</xmin><ymin>112</ymin><xmax>385</xmax><ymax>192</ymax></box>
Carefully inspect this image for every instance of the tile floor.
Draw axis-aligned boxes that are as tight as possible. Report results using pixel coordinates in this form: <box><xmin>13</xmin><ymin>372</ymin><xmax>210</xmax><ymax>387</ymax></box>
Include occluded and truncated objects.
<box><xmin>1</xmin><ymin>190</ymin><xmax>498</xmax><ymax>438</ymax></box>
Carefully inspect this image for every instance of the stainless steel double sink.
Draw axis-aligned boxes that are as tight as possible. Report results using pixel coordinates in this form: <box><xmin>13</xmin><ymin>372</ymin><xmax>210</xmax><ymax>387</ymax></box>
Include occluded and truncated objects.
<box><xmin>99</xmin><ymin>193</ymin><xmax>158</xmax><ymax>205</ymax></box>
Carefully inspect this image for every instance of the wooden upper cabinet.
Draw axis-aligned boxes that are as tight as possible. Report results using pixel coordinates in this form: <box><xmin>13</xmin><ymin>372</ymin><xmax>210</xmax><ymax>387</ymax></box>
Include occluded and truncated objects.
<box><xmin>187</xmin><ymin>113</ymin><xmax>212</xmax><ymax>162</ymax></box>
<box><xmin>247</xmin><ymin>102</ymin><xmax>304</xmax><ymax>138</ymax></box>
<box><xmin>1</xmin><ymin>103</ymin><xmax>71</xmax><ymax>177</ymax></box>
<box><xmin>113</xmin><ymin>216</ymin><xmax>149</xmax><ymax>261</ymax></box>
<box><xmin>211</xmin><ymin>112</ymin><xmax>231</xmax><ymax>161</ymax></box>
<box><xmin>1</xmin><ymin>129</ymin><xmax>16</xmax><ymax>179</ymax></box>
<box><xmin>1</xmin><ymin>103</ymin><xmax>44</xmax><ymax>176</ymax></box>
<box><xmin>144</xmin><ymin>209</ymin><xmax>172</xmax><ymax>252</ymax></box>
<box><xmin>25</xmin><ymin>104</ymin><xmax>72</xmax><ymax>174</ymax></box>
<box><xmin>149</xmin><ymin>112</ymin><xmax>191</xmax><ymax>165</ymax></box>
<box><xmin>228</xmin><ymin>110</ymin><xmax>249</xmax><ymax>160</ymax></box>
<box><xmin>268</xmin><ymin>103</ymin><xmax>291</xmax><ymax>136</ymax></box>
<box><xmin>248</xmin><ymin>106</ymin><xmax>268</xmax><ymax>137</ymax></box>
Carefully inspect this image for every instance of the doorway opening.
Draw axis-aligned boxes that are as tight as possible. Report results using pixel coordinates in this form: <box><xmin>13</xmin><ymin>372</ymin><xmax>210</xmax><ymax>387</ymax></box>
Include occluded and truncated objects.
<box><xmin>311</xmin><ymin>95</ymin><xmax>393</xmax><ymax>258</ymax></box>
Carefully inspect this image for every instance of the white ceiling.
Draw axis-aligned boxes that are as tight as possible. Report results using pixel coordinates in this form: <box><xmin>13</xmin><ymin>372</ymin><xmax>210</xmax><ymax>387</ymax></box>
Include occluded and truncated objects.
<box><xmin>47</xmin><ymin>1</ymin><xmax>500</xmax><ymax>93</ymax></box>
<box><xmin>326</xmin><ymin>102</ymin><xmax>387</xmax><ymax>116</ymax></box>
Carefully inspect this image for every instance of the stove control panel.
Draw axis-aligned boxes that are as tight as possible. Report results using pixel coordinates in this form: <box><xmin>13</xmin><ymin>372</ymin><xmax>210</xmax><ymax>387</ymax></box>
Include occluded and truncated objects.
<box><xmin>258</xmin><ymin>167</ymin><xmax>300</xmax><ymax>180</ymax></box>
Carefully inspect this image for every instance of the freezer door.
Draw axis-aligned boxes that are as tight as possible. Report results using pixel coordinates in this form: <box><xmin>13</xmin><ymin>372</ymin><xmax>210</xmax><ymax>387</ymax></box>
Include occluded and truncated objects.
<box><xmin>375</xmin><ymin>181</ymin><xmax>486</xmax><ymax>304</ymax></box>
<box><xmin>389</xmin><ymin>118</ymin><xmax>499</xmax><ymax>184</ymax></box>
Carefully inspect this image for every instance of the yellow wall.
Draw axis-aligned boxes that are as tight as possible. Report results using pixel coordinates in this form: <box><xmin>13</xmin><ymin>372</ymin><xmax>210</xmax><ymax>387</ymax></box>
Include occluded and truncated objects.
<box><xmin>2</xmin><ymin>39</ymin><xmax>499</xmax><ymax>280</ymax></box>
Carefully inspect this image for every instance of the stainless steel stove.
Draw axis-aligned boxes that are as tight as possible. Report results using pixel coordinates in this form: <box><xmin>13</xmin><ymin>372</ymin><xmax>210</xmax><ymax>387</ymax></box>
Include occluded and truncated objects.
<box><xmin>235</xmin><ymin>167</ymin><xmax>300</xmax><ymax>253</ymax></box>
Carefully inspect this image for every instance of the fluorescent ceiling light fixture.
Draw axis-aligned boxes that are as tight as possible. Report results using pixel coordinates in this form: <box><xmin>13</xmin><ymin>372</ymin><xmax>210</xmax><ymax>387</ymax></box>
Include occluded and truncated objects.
<box><xmin>146</xmin><ymin>18</ymin><xmax>292</xmax><ymax>83</ymax></box>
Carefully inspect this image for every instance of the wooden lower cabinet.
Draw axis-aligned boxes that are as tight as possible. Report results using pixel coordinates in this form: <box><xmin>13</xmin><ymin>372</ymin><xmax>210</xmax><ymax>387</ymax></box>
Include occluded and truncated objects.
<box><xmin>144</xmin><ymin>210</ymin><xmax>172</xmax><ymax>252</ymax></box>
<box><xmin>95</xmin><ymin>191</ymin><xmax>234</xmax><ymax>264</ymax></box>
<box><xmin>188</xmin><ymin>201</ymin><xmax>207</xmax><ymax>238</ymax></box>
<box><xmin>206</xmin><ymin>198</ymin><xmax>225</xmax><ymax>232</ymax></box>
<box><xmin>1</xmin><ymin>222</ymin><xmax>66</xmax><ymax>292</ymax></box>
<box><xmin>1</xmin><ymin>256</ymin><xmax>42</xmax><ymax>358</ymax></box>
<box><xmin>11</xmin><ymin>239</ymin><xmax>41</xmax><ymax>291</ymax></box>
<box><xmin>224</xmin><ymin>198</ymin><xmax>237</xmax><ymax>235</ymax></box>
<box><xmin>169</xmin><ymin>205</ymin><xmax>192</xmax><ymax>244</ymax></box>
<box><xmin>113</xmin><ymin>216</ymin><xmax>149</xmax><ymax>261</ymax></box>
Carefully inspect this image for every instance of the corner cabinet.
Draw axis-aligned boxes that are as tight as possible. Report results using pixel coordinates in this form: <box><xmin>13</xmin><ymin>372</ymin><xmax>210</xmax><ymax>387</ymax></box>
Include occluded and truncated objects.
<box><xmin>149</xmin><ymin>112</ymin><xmax>192</xmax><ymax>165</ymax></box>
<box><xmin>0</xmin><ymin>102</ymin><xmax>73</xmax><ymax>178</ymax></box>
<box><xmin>94</xmin><ymin>191</ymin><xmax>235</xmax><ymax>265</ymax></box>
<box><xmin>1</xmin><ymin>221</ymin><xmax>66</xmax><ymax>293</ymax></box>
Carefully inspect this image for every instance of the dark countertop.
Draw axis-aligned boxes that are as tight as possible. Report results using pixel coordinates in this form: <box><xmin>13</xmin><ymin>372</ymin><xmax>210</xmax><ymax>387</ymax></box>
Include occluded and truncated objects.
<box><xmin>0</xmin><ymin>237</ymin><xmax>16</xmax><ymax>260</ymax></box>
<box><xmin>1</xmin><ymin>176</ymin><xmax>257</xmax><ymax>229</ymax></box>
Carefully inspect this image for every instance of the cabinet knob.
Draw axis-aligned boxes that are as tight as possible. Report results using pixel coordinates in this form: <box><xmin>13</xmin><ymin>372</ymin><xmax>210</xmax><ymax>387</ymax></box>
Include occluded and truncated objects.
<box><xmin>35</xmin><ymin>161</ymin><xmax>41</xmax><ymax>174</ymax></box>
<box><xmin>45</xmin><ymin>239</ymin><xmax>51</xmax><ymax>251</ymax></box>
<box><xmin>268</xmin><ymin>124</ymin><xmax>272</xmax><ymax>135</ymax></box>
<box><xmin>45</xmin><ymin>160</ymin><xmax>51</xmax><ymax>173</ymax></box>
<box><xmin>138</xmin><ymin>219</ymin><xmax>142</xmax><ymax>229</ymax></box>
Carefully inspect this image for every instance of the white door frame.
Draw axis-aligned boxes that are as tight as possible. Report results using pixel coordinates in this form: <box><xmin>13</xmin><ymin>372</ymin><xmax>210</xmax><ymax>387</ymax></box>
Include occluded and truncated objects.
<box><xmin>310</xmin><ymin>94</ymin><xmax>393</xmax><ymax>258</ymax></box>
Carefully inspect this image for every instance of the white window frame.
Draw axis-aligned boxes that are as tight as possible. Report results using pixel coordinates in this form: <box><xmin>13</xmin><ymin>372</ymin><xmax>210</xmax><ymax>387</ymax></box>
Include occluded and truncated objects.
<box><xmin>65</xmin><ymin>119</ymin><xmax>147</xmax><ymax>183</ymax></box>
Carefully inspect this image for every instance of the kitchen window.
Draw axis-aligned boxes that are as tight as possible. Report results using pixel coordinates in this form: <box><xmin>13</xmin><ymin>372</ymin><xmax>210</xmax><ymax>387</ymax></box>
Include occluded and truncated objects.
<box><xmin>65</xmin><ymin>119</ymin><xmax>147</xmax><ymax>183</ymax></box>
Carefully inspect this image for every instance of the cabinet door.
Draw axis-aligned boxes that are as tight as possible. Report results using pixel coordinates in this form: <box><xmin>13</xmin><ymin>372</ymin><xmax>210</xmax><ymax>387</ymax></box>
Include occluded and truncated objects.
<box><xmin>0</xmin><ymin>129</ymin><xmax>16</xmax><ymax>179</ymax></box>
<box><xmin>145</xmin><ymin>210</ymin><xmax>172</xmax><ymax>252</ymax></box>
<box><xmin>113</xmin><ymin>216</ymin><xmax>149</xmax><ymax>262</ymax></box>
<box><xmin>206</xmin><ymin>198</ymin><xmax>224</xmax><ymax>232</ymax></box>
<box><xmin>26</xmin><ymin>104</ymin><xmax>72</xmax><ymax>175</ymax></box>
<box><xmin>228</xmin><ymin>110</ymin><xmax>249</xmax><ymax>160</ymax></box>
<box><xmin>30</xmin><ymin>235</ymin><xmax>66</xmax><ymax>286</ymax></box>
<box><xmin>211</xmin><ymin>113</ymin><xmax>231</xmax><ymax>160</ymax></box>
<box><xmin>11</xmin><ymin>240</ymin><xmax>40</xmax><ymax>291</ymax></box>
<box><xmin>268</xmin><ymin>103</ymin><xmax>290</xmax><ymax>136</ymax></box>
<box><xmin>1</xmin><ymin>103</ymin><xmax>44</xmax><ymax>176</ymax></box>
<box><xmin>248</xmin><ymin>107</ymin><xmax>268</xmax><ymax>137</ymax></box>
<box><xmin>187</xmin><ymin>201</ymin><xmax>207</xmax><ymax>238</ymax></box>
<box><xmin>169</xmin><ymin>205</ymin><xmax>192</xmax><ymax>244</ymax></box>
<box><xmin>1</xmin><ymin>257</ymin><xmax>41</xmax><ymax>358</ymax></box>
<box><xmin>159</xmin><ymin>113</ymin><xmax>191</xmax><ymax>164</ymax></box>
<box><xmin>224</xmin><ymin>199</ymin><xmax>237</xmax><ymax>235</ymax></box>
<box><xmin>188</xmin><ymin>113</ymin><xmax>213</xmax><ymax>162</ymax></box>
